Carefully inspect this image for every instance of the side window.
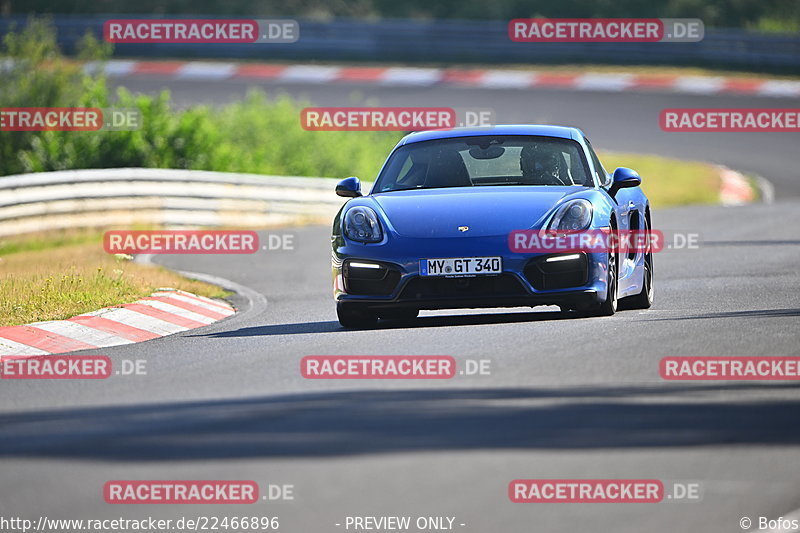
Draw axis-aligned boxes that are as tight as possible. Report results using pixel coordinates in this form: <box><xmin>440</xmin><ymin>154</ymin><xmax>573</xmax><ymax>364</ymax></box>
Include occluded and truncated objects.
<box><xmin>378</xmin><ymin>149</ymin><xmax>427</xmax><ymax>191</ymax></box>
<box><xmin>584</xmin><ymin>138</ymin><xmax>610</xmax><ymax>187</ymax></box>
<box><xmin>395</xmin><ymin>157</ymin><xmax>414</xmax><ymax>183</ymax></box>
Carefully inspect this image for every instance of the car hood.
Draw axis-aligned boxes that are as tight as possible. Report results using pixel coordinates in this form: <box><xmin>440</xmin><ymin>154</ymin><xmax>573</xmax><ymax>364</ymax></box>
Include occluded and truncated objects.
<box><xmin>372</xmin><ymin>186</ymin><xmax>588</xmax><ymax>238</ymax></box>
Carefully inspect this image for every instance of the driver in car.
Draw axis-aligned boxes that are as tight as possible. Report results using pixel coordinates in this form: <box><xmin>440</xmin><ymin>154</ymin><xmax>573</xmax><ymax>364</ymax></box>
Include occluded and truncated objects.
<box><xmin>519</xmin><ymin>143</ymin><xmax>569</xmax><ymax>185</ymax></box>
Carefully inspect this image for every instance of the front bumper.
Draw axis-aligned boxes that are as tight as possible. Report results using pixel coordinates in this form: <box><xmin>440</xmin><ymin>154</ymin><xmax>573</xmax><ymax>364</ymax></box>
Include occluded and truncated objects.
<box><xmin>333</xmin><ymin>235</ymin><xmax>610</xmax><ymax>311</ymax></box>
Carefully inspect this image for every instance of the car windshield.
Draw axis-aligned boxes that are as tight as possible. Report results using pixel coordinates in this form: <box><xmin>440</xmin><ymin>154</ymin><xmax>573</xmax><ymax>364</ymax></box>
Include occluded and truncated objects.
<box><xmin>374</xmin><ymin>135</ymin><xmax>593</xmax><ymax>193</ymax></box>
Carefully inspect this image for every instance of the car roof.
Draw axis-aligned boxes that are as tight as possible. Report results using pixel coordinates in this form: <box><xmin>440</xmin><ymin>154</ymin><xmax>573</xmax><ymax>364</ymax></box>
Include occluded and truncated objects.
<box><xmin>397</xmin><ymin>125</ymin><xmax>585</xmax><ymax>145</ymax></box>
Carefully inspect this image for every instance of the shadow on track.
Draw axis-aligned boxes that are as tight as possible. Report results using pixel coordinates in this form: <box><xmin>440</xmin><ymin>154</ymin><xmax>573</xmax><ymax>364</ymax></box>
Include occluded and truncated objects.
<box><xmin>640</xmin><ymin>308</ymin><xmax>800</xmax><ymax>321</ymax></box>
<box><xmin>192</xmin><ymin>309</ymin><xmax>577</xmax><ymax>338</ymax></box>
<box><xmin>1</xmin><ymin>383</ymin><xmax>799</xmax><ymax>461</ymax></box>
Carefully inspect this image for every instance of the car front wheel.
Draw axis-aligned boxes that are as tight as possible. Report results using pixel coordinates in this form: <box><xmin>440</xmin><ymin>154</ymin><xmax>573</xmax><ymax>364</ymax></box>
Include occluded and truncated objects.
<box><xmin>619</xmin><ymin>222</ymin><xmax>654</xmax><ymax>310</ymax></box>
<box><xmin>580</xmin><ymin>249</ymin><xmax>617</xmax><ymax>317</ymax></box>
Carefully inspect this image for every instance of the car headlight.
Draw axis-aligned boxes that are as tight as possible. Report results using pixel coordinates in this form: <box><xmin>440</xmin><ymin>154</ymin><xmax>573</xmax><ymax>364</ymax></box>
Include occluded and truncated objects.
<box><xmin>548</xmin><ymin>199</ymin><xmax>593</xmax><ymax>231</ymax></box>
<box><xmin>343</xmin><ymin>206</ymin><xmax>383</xmax><ymax>243</ymax></box>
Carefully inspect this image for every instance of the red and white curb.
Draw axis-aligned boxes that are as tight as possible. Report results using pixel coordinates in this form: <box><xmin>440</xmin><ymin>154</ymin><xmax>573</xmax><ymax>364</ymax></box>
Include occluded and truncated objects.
<box><xmin>86</xmin><ymin>60</ymin><xmax>800</xmax><ymax>98</ymax></box>
<box><xmin>718</xmin><ymin>166</ymin><xmax>758</xmax><ymax>206</ymax></box>
<box><xmin>0</xmin><ymin>289</ymin><xmax>234</xmax><ymax>356</ymax></box>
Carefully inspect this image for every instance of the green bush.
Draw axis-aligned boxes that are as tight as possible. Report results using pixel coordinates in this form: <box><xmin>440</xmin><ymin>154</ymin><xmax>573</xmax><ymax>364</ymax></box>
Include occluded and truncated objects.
<box><xmin>0</xmin><ymin>20</ymin><xmax>401</xmax><ymax>180</ymax></box>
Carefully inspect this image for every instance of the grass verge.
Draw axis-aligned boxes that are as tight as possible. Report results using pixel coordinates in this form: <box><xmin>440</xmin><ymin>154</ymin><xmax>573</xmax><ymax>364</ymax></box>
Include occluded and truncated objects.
<box><xmin>0</xmin><ymin>231</ymin><xmax>228</xmax><ymax>327</ymax></box>
<box><xmin>598</xmin><ymin>151</ymin><xmax>722</xmax><ymax>207</ymax></box>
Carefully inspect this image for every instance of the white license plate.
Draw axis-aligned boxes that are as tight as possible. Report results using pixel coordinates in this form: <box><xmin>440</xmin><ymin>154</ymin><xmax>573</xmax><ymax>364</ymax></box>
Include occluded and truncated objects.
<box><xmin>420</xmin><ymin>256</ymin><xmax>502</xmax><ymax>277</ymax></box>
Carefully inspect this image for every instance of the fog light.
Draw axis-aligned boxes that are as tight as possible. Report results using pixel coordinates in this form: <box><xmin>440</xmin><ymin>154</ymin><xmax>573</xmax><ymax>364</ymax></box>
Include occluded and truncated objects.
<box><xmin>545</xmin><ymin>254</ymin><xmax>582</xmax><ymax>263</ymax></box>
<box><xmin>348</xmin><ymin>261</ymin><xmax>383</xmax><ymax>269</ymax></box>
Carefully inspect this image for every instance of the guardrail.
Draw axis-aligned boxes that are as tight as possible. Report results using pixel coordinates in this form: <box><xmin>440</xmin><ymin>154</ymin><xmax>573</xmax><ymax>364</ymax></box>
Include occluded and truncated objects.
<box><xmin>0</xmin><ymin>16</ymin><xmax>798</xmax><ymax>71</ymax></box>
<box><xmin>0</xmin><ymin>168</ymin><xmax>349</xmax><ymax>237</ymax></box>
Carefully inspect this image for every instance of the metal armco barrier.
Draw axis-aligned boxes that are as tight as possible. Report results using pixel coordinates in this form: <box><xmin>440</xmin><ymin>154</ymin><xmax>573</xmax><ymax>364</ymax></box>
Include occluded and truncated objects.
<box><xmin>0</xmin><ymin>16</ymin><xmax>798</xmax><ymax>70</ymax></box>
<box><xmin>0</xmin><ymin>169</ymin><xmax>349</xmax><ymax>237</ymax></box>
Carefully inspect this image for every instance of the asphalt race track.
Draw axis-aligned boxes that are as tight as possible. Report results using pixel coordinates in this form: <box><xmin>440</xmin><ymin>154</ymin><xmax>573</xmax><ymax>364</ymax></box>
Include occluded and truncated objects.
<box><xmin>0</xmin><ymin>78</ymin><xmax>799</xmax><ymax>532</ymax></box>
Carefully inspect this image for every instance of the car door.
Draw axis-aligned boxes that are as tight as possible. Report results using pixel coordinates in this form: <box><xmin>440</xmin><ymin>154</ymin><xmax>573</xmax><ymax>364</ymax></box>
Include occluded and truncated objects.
<box><xmin>584</xmin><ymin>137</ymin><xmax>639</xmax><ymax>293</ymax></box>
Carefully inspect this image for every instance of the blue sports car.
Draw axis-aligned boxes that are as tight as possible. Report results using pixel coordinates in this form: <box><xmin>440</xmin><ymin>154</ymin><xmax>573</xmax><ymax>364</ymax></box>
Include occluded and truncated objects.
<box><xmin>331</xmin><ymin>125</ymin><xmax>653</xmax><ymax>328</ymax></box>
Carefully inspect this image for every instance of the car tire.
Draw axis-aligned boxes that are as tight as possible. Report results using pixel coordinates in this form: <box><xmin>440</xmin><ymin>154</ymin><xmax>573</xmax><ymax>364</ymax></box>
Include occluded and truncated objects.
<box><xmin>337</xmin><ymin>302</ymin><xmax>378</xmax><ymax>328</ymax></box>
<box><xmin>377</xmin><ymin>308</ymin><xmax>419</xmax><ymax>321</ymax></box>
<box><xmin>581</xmin><ymin>249</ymin><xmax>618</xmax><ymax>317</ymax></box>
<box><xmin>619</xmin><ymin>250</ymin><xmax>653</xmax><ymax>310</ymax></box>
<box><xmin>619</xmin><ymin>216</ymin><xmax>654</xmax><ymax>311</ymax></box>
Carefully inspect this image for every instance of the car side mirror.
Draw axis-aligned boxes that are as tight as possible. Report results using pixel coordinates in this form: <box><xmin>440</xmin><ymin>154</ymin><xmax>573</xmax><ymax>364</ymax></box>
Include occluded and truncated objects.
<box><xmin>336</xmin><ymin>176</ymin><xmax>362</xmax><ymax>198</ymax></box>
<box><xmin>609</xmin><ymin>167</ymin><xmax>641</xmax><ymax>196</ymax></box>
